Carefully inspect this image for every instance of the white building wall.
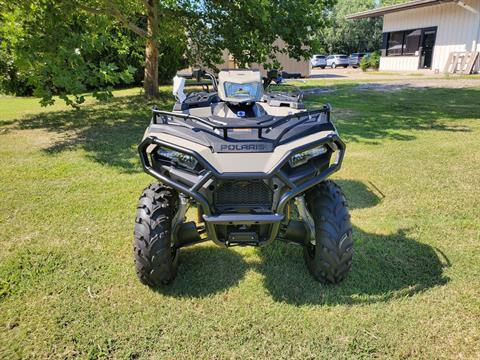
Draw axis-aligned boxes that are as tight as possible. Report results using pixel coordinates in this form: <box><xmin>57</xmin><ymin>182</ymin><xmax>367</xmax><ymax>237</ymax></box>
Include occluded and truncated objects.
<box><xmin>380</xmin><ymin>56</ymin><xmax>421</xmax><ymax>71</ymax></box>
<box><xmin>380</xmin><ymin>0</ymin><xmax>480</xmax><ymax>72</ymax></box>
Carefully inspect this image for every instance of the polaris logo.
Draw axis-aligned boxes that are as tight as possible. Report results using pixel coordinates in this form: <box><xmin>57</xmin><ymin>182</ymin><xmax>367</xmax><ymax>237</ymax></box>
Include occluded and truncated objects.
<box><xmin>221</xmin><ymin>144</ymin><xmax>266</xmax><ymax>151</ymax></box>
<box><xmin>216</xmin><ymin>143</ymin><xmax>274</xmax><ymax>153</ymax></box>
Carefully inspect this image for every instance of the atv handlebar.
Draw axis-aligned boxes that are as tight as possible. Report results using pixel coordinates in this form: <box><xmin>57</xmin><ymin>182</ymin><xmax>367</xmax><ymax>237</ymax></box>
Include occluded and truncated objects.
<box><xmin>176</xmin><ymin>69</ymin><xmax>218</xmax><ymax>90</ymax></box>
<box><xmin>176</xmin><ymin>68</ymin><xmax>294</xmax><ymax>92</ymax></box>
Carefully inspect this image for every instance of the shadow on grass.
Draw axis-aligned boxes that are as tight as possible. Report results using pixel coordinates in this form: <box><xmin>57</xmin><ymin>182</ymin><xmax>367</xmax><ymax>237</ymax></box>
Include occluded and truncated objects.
<box><xmin>155</xmin><ymin>224</ymin><xmax>449</xmax><ymax>305</ymax></box>
<box><xmin>335</xmin><ymin>179</ymin><xmax>382</xmax><ymax>210</ymax></box>
<box><xmin>257</xmin><ymin>227</ymin><xmax>449</xmax><ymax>305</ymax></box>
<box><xmin>155</xmin><ymin>246</ymin><xmax>248</xmax><ymax>298</ymax></box>
<box><xmin>154</xmin><ymin>179</ymin><xmax>449</xmax><ymax>304</ymax></box>
<box><xmin>12</xmin><ymin>92</ymin><xmax>174</xmax><ymax>173</ymax></box>
<box><xmin>257</xmin><ymin>179</ymin><xmax>448</xmax><ymax>305</ymax></box>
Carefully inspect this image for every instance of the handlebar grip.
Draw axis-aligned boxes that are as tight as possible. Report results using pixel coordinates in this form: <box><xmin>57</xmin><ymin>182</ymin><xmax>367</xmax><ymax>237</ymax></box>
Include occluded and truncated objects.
<box><xmin>175</xmin><ymin>69</ymin><xmax>206</xmax><ymax>80</ymax></box>
<box><xmin>175</xmin><ymin>71</ymin><xmax>193</xmax><ymax>79</ymax></box>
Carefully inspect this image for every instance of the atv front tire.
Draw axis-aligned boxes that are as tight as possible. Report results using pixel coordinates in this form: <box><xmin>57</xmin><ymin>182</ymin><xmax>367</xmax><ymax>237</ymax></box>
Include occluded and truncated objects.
<box><xmin>134</xmin><ymin>183</ymin><xmax>179</xmax><ymax>286</ymax></box>
<box><xmin>304</xmin><ymin>181</ymin><xmax>353</xmax><ymax>284</ymax></box>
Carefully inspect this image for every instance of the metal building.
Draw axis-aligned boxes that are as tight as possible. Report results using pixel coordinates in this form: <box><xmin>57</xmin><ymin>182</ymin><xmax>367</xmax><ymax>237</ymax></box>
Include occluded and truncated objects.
<box><xmin>348</xmin><ymin>0</ymin><xmax>480</xmax><ymax>73</ymax></box>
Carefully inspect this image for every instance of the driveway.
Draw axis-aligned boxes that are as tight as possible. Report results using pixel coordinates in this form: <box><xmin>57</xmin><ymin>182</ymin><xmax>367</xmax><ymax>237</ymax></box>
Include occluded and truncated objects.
<box><xmin>308</xmin><ymin>67</ymin><xmax>480</xmax><ymax>88</ymax></box>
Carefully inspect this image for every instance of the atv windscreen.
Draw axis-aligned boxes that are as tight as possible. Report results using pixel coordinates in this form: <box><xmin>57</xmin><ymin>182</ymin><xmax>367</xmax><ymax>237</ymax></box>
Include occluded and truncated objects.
<box><xmin>223</xmin><ymin>81</ymin><xmax>263</xmax><ymax>102</ymax></box>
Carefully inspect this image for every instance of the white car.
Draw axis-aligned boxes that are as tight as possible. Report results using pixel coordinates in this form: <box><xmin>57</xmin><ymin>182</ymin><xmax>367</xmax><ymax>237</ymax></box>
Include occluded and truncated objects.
<box><xmin>310</xmin><ymin>55</ymin><xmax>327</xmax><ymax>69</ymax></box>
<box><xmin>326</xmin><ymin>55</ymin><xmax>349</xmax><ymax>68</ymax></box>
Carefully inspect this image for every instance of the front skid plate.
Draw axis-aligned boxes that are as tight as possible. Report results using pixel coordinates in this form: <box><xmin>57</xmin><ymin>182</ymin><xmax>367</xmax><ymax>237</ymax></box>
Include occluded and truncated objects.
<box><xmin>202</xmin><ymin>213</ymin><xmax>284</xmax><ymax>225</ymax></box>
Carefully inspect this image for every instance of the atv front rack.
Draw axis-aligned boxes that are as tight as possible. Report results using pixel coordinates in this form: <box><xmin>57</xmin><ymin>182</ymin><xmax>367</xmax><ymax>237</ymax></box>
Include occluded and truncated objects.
<box><xmin>138</xmin><ymin>133</ymin><xmax>345</xmax><ymax>247</ymax></box>
<box><xmin>151</xmin><ymin>106</ymin><xmax>332</xmax><ymax>146</ymax></box>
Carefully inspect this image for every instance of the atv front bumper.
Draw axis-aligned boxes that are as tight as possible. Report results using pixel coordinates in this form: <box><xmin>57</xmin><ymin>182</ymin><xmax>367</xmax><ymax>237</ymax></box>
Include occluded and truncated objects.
<box><xmin>138</xmin><ymin>135</ymin><xmax>345</xmax><ymax>247</ymax></box>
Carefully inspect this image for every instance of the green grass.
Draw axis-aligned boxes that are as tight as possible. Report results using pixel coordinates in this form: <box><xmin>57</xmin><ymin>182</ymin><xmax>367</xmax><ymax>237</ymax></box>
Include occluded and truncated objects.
<box><xmin>361</xmin><ymin>71</ymin><xmax>417</xmax><ymax>76</ymax></box>
<box><xmin>1</xmin><ymin>84</ymin><xmax>480</xmax><ymax>359</ymax></box>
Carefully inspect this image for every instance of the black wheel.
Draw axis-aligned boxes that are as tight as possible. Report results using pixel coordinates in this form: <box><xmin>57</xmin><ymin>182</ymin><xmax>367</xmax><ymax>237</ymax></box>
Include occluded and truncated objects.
<box><xmin>303</xmin><ymin>180</ymin><xmax>353</xmax><ymax>284</ymax></box>
<box><xmin>343</xmin><ymin>65</ymin><xmax>348</xmax><ymax>68</ymax></box>
<box><xmin>134</xmin><ymin>183</ymin><xmax>179</xmax><ymax>286</ymax></box>
<box><xmin>320</xmin><ymin>66</ymin><xmax>326</xmax><ymax>69</ymax></box>
<box><xmin>331</xmin><ymin>63</ymin><xmax>336</xmax><ymax>69</ymax></box>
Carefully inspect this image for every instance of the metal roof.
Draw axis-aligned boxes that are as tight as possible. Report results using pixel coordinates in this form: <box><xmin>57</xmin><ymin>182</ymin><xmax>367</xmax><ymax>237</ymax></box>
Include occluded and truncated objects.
<box><xmin>346</xmin><ymin>0</ymin><xmax>455</xmax><ymax>19</ymax></box>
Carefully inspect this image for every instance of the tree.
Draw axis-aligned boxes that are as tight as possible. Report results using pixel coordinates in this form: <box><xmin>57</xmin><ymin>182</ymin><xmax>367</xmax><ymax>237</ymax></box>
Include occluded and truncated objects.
<box><xmin>49</xmin><ymin>0</ymin><xmax>189</xmax><ymax>99</ymax></box>
<box><xmin>2</xmin><ymin>0</ymin><xmax>332</xmax><ymax>106</ymax></box>
<box><xmin>317</xmin><ymin>0</ymin><xmax>412</xmax><ymax>55</ymax></box>
<box><xmin>76</xmin><ymin>0</ymin><xmax>334</xmax><ymax>90</ymax></box>
<box><xmin>0</xmin><ymin>5</ymin><xmax>33</xmax><ymax>96</ymax></box>
<box><xmin>199</xmin><ymin>0</ymin><xmax>334</xmax><ymax>68</ymax></box>
<box><xmin>317</xmin><ymin>0</ymin><xmax>383</xmax><ymax>55</ymax></box>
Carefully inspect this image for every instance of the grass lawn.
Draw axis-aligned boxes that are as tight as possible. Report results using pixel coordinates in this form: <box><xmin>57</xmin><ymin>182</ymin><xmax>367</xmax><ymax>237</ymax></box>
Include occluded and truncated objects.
<box><xmin>1</xmin><ymin>83</ymin><xmax>479</xmax><ymax>359</ymax></box>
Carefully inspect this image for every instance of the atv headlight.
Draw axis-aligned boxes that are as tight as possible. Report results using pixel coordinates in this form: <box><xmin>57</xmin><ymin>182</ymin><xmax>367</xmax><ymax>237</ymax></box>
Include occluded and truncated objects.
<box><xmin>289</xmin><ymin>145</ymin><xmax>328</xmax><ymax>168</ymax></box>
<box><xmin>157</xmin><ymin>147</ymin><xmax>198</xmax><ymax>171</ymax></box>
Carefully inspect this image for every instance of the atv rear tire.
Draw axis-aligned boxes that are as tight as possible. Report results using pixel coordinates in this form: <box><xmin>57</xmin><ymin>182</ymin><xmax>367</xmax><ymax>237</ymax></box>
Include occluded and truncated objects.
<box><xmin>134</xmin><ymin>183</ymin><xmax>179</xmax><ymax>286</ymax></box>
<box><xmin>303</xmin><ymin>180</ymin><xmax>353</xmax><ymax>284</ymax></box>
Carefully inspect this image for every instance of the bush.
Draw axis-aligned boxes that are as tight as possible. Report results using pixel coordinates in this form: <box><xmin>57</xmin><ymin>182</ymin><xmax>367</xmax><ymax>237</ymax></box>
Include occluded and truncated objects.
<box><xmin>360</xmin><ymin>51</ymin><xmax>380</xmax><ymax>72</ymax></box>
<box><xmin>0</xmin><ymin>51</ymin><xmax>34</xmax><ymax>96</ymax></box>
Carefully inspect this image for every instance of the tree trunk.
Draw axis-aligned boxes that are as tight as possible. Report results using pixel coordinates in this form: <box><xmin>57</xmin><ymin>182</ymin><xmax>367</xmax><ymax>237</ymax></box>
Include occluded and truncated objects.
<box><xmin>144</xmin><ymin>0</ymin><xmax>159</xmax><ymax>98</ymax></box>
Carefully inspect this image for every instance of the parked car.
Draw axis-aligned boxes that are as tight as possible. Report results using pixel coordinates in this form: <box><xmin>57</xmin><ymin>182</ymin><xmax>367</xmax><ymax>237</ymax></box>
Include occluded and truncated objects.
<box><xmin>311</xmin><ymin>54</ymin><xmax>327</xmax><ymax>69</ymax></box>
<box><xmin>349</xmin><ymin>53</ymin><xmax>369</xmax><ymax>68</ymax></box>
<box><xmin>326</xmin><ymin>55</ymin><xmax>349</xmax><ymax>68</ymax></box>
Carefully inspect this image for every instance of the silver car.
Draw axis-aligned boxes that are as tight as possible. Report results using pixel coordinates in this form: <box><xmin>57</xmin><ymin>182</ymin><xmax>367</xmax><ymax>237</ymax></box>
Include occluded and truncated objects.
<box><xmin>326</xmin><ymin>55</ymin><xmax>349</xmax><ymax>68</ymax></box>
<box><xmin>311</xmin><ymin>54</ymin><xmax>327</xmax><ymax>69</ymax></box>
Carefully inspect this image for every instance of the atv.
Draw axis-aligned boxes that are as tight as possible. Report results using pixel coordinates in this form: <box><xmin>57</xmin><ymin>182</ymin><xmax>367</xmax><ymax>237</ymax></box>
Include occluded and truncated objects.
<box><xmin>134</xmin><ymin>69</ymin><xmax>353</xmax><ymax>286</ymax></box>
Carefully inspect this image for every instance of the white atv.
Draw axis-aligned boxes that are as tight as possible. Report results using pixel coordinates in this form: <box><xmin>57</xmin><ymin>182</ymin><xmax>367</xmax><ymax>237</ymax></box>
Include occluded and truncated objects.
<box><xmin>134</xmin><ymin>69</ymin><xmax>353</xmax><ymax>286</ymax></box>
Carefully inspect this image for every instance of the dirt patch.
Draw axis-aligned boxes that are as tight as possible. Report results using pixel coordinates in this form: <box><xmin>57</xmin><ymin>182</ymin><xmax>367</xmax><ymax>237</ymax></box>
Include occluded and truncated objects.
<box><xmin>302</xmin><ymin>87</ymin><xmax>336</xmax><ymax>95</ymax></box>
<box><xmin>354</xmin><ymin>79</ymin><xmax>480</xmax><ymax>92</ymax></box>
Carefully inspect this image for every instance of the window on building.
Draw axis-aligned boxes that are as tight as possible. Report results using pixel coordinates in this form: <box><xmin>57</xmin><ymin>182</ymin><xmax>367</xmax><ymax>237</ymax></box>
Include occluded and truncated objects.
<box><xmin>385</xmin><ymin>28</ymin><xmax>427</xmax><ymax>56</ymax></box>
<box><xmin>404</xmin><ymin>29</ymin><xmax>421</xmax><ymax>55</ymax></box>
<box><xmin>387</xmin><ymin>31</ymin><xmax>405</xmax><ymax>56</ymax></box>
